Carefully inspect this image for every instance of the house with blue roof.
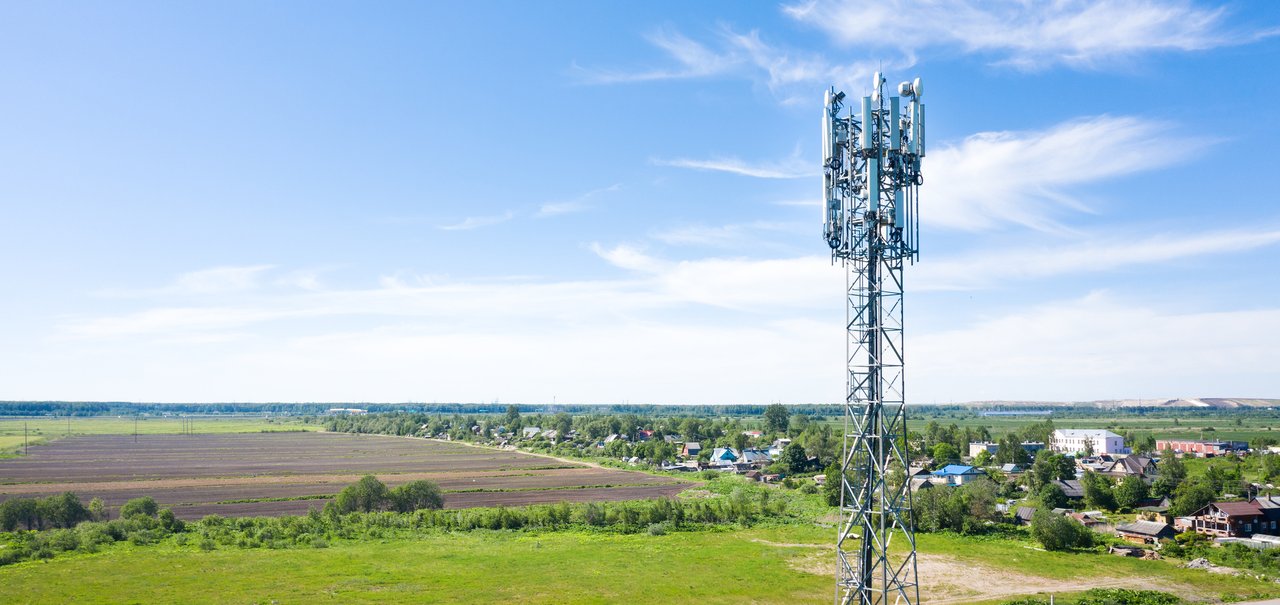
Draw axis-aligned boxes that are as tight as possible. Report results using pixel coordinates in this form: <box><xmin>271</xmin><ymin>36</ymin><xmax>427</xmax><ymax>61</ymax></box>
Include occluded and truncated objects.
<box><xmin>710</xmin><ymin>447</ymin><xmax>740</xmax><ymax>467</ymax></box>
<box><xmin>931</xmin><ymin>464</ymin><xmax>986</xmax><ymax>486</ymax></box>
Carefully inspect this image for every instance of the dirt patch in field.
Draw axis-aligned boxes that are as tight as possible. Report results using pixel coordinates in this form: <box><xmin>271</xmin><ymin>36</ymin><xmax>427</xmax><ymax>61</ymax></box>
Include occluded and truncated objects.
<box><xmin>780</xmin><ymin>547</ymin><xmax>1206</xmax><ymax>605</ymax></box>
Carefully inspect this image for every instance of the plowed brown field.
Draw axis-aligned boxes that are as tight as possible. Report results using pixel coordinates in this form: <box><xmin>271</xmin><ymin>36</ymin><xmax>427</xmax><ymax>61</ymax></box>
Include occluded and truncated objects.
<box><xmin>0</xmin><ymin>432</ymin><xmax>691</xmax><ymax>520</ymax></box>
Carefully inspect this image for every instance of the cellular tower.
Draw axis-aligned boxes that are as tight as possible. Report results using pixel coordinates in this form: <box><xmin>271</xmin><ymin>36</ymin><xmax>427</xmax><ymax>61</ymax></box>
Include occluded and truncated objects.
<box><xmin>822</xmin><ymin>72</ymin><xmax>925</xmax><ymax>605</ymax></box>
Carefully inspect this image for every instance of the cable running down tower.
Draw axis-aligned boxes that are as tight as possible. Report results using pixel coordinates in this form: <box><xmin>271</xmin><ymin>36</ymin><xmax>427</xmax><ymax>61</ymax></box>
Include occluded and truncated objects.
<box><xmin>822</xmin><ymin>72</ymin><xmax>926</xmax><ymax>605</ymax></box>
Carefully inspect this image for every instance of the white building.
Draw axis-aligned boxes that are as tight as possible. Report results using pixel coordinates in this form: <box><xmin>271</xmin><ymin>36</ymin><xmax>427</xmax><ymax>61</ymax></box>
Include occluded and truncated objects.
<box><xmin>1050</xmin><ymin>429</ymin><xmax>1129</xmax><ymax>455</ymax></box>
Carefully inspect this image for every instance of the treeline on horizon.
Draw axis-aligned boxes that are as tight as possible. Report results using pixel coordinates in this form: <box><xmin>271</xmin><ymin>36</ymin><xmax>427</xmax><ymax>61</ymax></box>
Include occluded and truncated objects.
<box><xmin>1</xmin><ymin>400</ymin><xmax>1276</xmax><ymax>420</ymax></box>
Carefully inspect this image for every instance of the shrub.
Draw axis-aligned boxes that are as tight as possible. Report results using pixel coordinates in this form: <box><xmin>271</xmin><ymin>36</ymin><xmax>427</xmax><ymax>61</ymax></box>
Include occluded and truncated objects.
<box><xmin>389</xmin><ymin>480</ymin><xmax>444</xmax><ymax>513</ymax></box>
<box><xmin>1075</xmin><ymin>588</ymin><xmax>1181</xmax><ymax>605</ymax></box>
<box><xmin>1030</xmin><ymin>510</ymin><xmax>1092</xmax><ymax>551</ymax></box>
<box><xmin>120</xmin><ymin>497</ymin><xmax>159</xmax><ymax>519</ymax></box>
<box><xmin>327</xmin><ymin>475</ymin><xmax>391</xmax><ymax>514</ymax></box>
<box><xmin>158</xmin><ymin>508</ymin><xmax>185</xmax><ymax>533</ymax></box>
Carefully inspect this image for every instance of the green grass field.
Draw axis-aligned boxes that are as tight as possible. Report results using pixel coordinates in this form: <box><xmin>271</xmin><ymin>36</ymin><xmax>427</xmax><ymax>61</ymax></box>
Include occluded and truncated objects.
<box><xmin>0</xmin><ymin>525</ymin><xmax>1274</xmax><ymax>605</ymax></box>
<box><xmin>0</xmin><ymin>417</ymin><xmax>318</xmax><ymax>455</ymax></box>
<box><xmin>0</xmin><ymin>528</ymin><xmax>831</xmax><ymax>604</ymax></box>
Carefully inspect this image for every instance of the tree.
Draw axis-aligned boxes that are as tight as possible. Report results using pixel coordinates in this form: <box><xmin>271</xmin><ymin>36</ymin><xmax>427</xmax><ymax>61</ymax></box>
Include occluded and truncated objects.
<box><xmin>329</xmin><ymin>475</ymin><xmax>391</xmax><ymax>514</ymax></box>
<box><xmin>995</xmin><ymin>434</ymin><xmax>1031</xmax><ymax>465</ymax></box>
<box><xmin>1037</xmin><ymin>483</ymin><xmax>1068</xmax><ymax>510</ymax></box>
<box><xmin>823</xmin><ymin>464</ymin><xmax>842</xmax><ymax>506</ymax></box>
<box><xmin>782</xmin><ymin>443</ymin><xmax>809</xmax><ymax>473</ymax></box>
<box><xmin>88</xmin><ymin>497</ymin><xmax>106</xmax><ymax>521</ymax></box>
<box><xmin>120</xmin><ymin>496</ymin><xmax>159</xmax><ymax>519</ymax></box>
<box><xmin>973</xmin><ymin>450</ymin><xmax>993</xmax><ymax>468</ymax></box>
<box><xmin>733</xmin><ymin>432</ymin><xmax>749</xmax><ymax>453</ymax></box>
<box><xmin>764</xmin><ymin>404</ymin><xmax>790</xmax><ymax>434</ymax></box>
<box><xmin>504</xmin><ymin>404</ymin><xmax>521</xmax><ymax>428</ymax></box>
<box><xmin>390</xmin><ymin>480</ymin><xmax>445</xmax><ymax>512</ymax></box>
<box><xmin>1081</xmin><ymin>471</ymin><xmax>1116</xmax><ymax>511</ymax></box>
<box><xmin>158</xmin><ymin>508</ymin><xmax>184</xmax><ymax>532</ymax></box>
<box><xmin>1114</xmin><ymin>475</ymin><xmax>1149</xmax><ymax>511</ymax></box>
<box><xmin>36</xmin><ymin>492</ymin><xmax>90</xmax><ymax>528</ymax></box>
<box><xmin>912</xmin><ymin>479</ymin><xmax>1001</xmax><ymax>534</ymax></box>
<box><xmin>1030</xmin><ymin>509</ymin><xmax>1092</xmax><ymax>551</ymax></box>
<box><xmin>1169</xmin><ymin>479</ymin><xmax>1216</xmax><ymax>517</ymax></box>
<box><xmin>932</xmin><ymin>443</ymin><xmax>960</xmax><ymax>465</ymax></box>
<box><xmin>1152</xmin><ymin>450</ymin><xmax>1186</xmax><ymax>497</ymax></box>
<box><xmin>1028</xmin><ymin>450</ymin><xmax>1072</xmax><ymax>491</ymax></box>
<box><xmin>0</xmin><ymin>498</ymin><xmax>38</xmax><ymax>531</ymax></box>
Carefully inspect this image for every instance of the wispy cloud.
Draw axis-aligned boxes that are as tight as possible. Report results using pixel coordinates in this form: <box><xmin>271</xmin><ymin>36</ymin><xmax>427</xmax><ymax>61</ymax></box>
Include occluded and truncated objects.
<box><xmin>572</xmin><ymin>29</ymin><xmax>739</xmax><ymax>84</ymax></box>
<box><xmin>927</xmin><ymin>115</ymin><xmax>1210</xmax><ymax>232</ymax></box>
<box><xmin>914</xmin><ymin>228</ymin><xmax>1280</xmax><ymax>291</ymax></box>
<box><xmin>438</xmin><ymin>211</ymin><xmax>515</xmax><ymax>231</ymax></box>
<box><xmin>784</xmin><ymin>0</ymin><xmax>1279</xmax><ymax>70</ymax></box>
<box><xmin>536</xmin><ymin>184</ymin><xmax>621</xmax><ymax>218</ymax></box>
<box><xmin>574</xmin><ymin>25</ymin><xmax>899</xmax><ymax>101</ymax></box>
<box><xmin>653</xmin><ymin>146</ymin><xmax>816</xmax><ymax>179</ymax></box>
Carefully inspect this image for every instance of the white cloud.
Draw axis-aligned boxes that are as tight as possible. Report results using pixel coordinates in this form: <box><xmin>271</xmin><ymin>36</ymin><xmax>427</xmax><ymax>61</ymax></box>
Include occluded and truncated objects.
<box><xmin>912</xmin><ymin>292</ymin><xmax>1280</xmax><ymax>401</ymax></box>
<box><xmin>783</xmin><ymin>0</ymin><xmax>1279</xmax><ymax>70</ymax></box>
<box><xmin>536</xmin><ymin>184</ymin><xmax>621</xmax><ymax>218</ymax></box>
<box><xmin>34</xmin><ymin>233</ymin><xmax>1280</xmax><ymax>402</ymax></box>
<box><xmin>653</xmin><ymin>147</ymin><xmax>816</xmax><ymax>179</ymax></box>
<box><xmin>926</xmin><ymin>115</ymin><xmax>1209</xmax><ymax>231</ymax></box>
<box><xmin>438</xmin><ymin>211</ymin><xmax>514</xmax><ymax>231</ymax></box>
<box><xmin>914</xmin><ymin>228</ymin><xmax>1280</xmax><ymax>291</ymax></box>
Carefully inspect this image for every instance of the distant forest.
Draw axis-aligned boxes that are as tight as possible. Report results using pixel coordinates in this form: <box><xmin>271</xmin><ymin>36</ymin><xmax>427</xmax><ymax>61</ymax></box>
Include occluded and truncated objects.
<box><xmin>0</xmin><ymin>400</ymin><xmax>1276</xmax><ymax>421</ymax></box>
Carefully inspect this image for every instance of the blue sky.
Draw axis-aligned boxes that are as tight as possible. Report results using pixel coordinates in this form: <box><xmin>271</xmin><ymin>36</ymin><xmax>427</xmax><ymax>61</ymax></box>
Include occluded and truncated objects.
<box><xmin>2</xmin><ymin>1</ymin><xmax>1279</xmax><ymax>404</ymax></box>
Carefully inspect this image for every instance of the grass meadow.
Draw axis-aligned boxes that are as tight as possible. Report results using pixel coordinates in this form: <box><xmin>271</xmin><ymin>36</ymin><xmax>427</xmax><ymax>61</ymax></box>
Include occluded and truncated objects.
<box><xmin>0</xmin><ymin>524</ymin><xmax>1275</xmax><ymax>605</ymax></box>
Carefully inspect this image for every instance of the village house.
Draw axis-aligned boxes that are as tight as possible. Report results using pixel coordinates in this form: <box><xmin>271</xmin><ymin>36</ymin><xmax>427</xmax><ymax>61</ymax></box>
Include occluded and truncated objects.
<box><xmin>1014</xmin><ymin>506</ymin><xmax>1036</xmax><ymax>525</ymax></box>
<box><xmin>1101</xmin><ymin>456</ymin><xmax>1157</xmax><ymax>481</ymax></box>
<box><xmin>710</xmin><ymin>447</ymin><xmax>739</xmax><ymax>467</ymax></box>
<box><xmin>930</xmin><ymin>464</ymin><xmax>986</xmax><ymax>487</ymax></box>
<box><xmin>521</xmin><ymin>426</ymin><xmax>542</xmax><ymax>439</ymax></box>
<box><xmin>1050</xmin><ymin>479</ymin><xmax>1085</xmax><ymax>500</ymax></box>
<box><xmin>1115</xmin><ymin>520</ymin><xmax>1176</xmax><ymax>544</ymax></box>
<box><xmin>1135</xmin><ymin>499</ymin><xmax>1172</xmax><ymax>524</ymax></box>
<box><xmin>680</xmin><ymin>442</ymin><xmax>702</xmax><ymax>458</ymax></box>
<box><xmin>1181</xmin><ymin>501</ymin><xmax>1273</xmax><ymax>538</ymax></box>
<box><xmin>739</xmin><ymin>448</ymin><xmax>771</xmax><ymax>465</ymax></box>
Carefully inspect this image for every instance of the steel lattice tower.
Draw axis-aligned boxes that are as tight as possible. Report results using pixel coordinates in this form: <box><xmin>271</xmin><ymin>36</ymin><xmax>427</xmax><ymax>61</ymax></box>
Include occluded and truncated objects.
<box><xmin>822</xmin><ymin>72</ymin><xmax>925</xmax><ymax>605</ymax></box>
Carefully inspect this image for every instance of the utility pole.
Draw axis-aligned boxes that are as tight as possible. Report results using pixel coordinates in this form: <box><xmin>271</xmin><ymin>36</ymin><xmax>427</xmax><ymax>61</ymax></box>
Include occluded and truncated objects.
<box><xmin>24</xmin><ymin>422</ymin><xmax>28</xmax><ymax>455</ymax></box>
<box><xmin>134</xmin><ymin>416</ymin><xmax>138</xmax><ymax>443</ymax></box>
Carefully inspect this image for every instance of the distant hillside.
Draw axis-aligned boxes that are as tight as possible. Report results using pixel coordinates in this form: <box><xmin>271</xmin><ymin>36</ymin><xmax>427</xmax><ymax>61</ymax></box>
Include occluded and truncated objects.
<box><xmin>958</xmin><ymin>398</ymin><xmax>1280</xmax><ymax>409</ymax></box>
